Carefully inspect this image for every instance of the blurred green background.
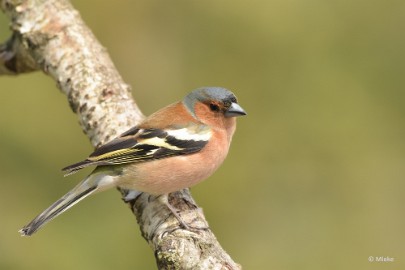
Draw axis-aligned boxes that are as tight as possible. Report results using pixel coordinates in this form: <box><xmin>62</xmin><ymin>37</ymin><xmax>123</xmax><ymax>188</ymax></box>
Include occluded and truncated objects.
<box><xmin>1</xmin><ymin>0</ymin><xmax>405</xmax><ymax>269</ymax></box>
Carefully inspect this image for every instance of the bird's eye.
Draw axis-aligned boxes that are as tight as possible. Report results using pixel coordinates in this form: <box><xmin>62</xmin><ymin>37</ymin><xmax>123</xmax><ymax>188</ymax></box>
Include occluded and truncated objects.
<box><xmin>209</xmin><ymin>103</ymin><xmax>220</xmax><ymax>112</ymax></box>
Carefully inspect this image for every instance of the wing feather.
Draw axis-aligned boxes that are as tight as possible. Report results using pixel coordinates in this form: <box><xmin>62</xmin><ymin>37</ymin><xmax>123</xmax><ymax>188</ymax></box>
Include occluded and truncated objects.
<box><xmin>62</xmin><ymin>126</ymin><xmax>211</xmax><ymax>176</ymax></box>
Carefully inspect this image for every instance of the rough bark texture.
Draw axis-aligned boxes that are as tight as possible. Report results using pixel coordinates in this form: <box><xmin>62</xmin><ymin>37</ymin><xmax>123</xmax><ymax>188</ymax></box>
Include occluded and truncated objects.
<box><xmin>0</xmin><ymin>0</ymin><xmax>241</xmax><ymax>269</ymax></box>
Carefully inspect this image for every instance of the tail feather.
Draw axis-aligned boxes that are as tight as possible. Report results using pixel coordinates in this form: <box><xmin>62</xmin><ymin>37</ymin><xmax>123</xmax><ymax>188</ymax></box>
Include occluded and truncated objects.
<box><xmin>19</xmin><ymin>182</ymin><xmax>98</xmax><ymax>236</ymax></box>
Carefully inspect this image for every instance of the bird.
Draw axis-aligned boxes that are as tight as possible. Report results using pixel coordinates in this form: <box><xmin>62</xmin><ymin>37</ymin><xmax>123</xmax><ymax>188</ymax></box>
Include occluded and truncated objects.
<box><xmin>19</xmin><ymin>87</ymin><xmax>246</xmax><ymax>236</ymax></box>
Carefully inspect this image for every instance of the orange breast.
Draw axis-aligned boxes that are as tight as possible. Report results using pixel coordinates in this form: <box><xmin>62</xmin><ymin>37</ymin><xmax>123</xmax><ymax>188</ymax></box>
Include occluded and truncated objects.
<box><xmin>117</xmin><ymin>128</ymin><xmax>230</xmax><ymax>195</ymax></box>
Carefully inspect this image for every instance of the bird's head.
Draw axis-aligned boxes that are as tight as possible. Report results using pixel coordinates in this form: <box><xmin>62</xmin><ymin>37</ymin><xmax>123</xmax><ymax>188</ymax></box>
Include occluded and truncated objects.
<box><xmin>183</xmin><ymin>87</ymin><xmax>247</xmax><ymax>125</ymax></box>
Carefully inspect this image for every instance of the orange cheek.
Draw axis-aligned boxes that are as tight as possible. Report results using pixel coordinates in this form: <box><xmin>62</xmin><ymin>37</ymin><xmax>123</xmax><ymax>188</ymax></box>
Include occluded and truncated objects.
<box><xmin>194</xmin><ymin>103</ymin><xmax>221</xmax><ymax>127</ymax></box>
<box><xmin>194</xmin><ymin>102</ymin><xmax>210</xmax><ymax>117</ymax></box>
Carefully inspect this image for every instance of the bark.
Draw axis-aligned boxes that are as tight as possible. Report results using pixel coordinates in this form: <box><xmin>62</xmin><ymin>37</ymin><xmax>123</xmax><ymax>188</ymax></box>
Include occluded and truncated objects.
<box><xmin>0</xmin><ymin>0</ymin><xmax>241</xmax><ymax>269</ymax></box>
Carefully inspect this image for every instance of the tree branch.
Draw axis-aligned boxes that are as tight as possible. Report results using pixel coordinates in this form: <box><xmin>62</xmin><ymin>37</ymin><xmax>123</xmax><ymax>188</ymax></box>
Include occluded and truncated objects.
<box><xmin>1</xmin><ymin>0</ymin><xmax>240</xmax><ymax>269</ymax></box>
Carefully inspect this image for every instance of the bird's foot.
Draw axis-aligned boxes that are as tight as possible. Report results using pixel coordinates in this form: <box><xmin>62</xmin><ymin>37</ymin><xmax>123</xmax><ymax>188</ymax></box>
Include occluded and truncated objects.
<box><xmin>160</xmin><ymin>194</ymin><xmax>210</xmax><ymax>231</ymax></box>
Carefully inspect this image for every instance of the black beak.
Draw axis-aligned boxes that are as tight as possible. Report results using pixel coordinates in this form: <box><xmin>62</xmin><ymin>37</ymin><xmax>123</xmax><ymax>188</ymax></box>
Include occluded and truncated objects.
<box><xmin>225</xmin><ymin>102</ymin><xmax>247</xmax><ymax>117</ymax></box>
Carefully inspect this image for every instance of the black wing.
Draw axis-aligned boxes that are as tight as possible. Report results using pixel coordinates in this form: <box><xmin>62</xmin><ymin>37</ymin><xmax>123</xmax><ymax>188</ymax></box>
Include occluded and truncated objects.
<box><xmin>62</xmin><ymin>125</ymin><xmax>211</xmax><ymax>176</ymax></box>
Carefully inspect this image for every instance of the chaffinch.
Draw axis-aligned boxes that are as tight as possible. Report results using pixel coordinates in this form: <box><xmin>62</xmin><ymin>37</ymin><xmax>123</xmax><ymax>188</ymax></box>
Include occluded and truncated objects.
<box><xmin>20</xmin><ymin>87</ymin><xmax>246</xmax><ymax>236</ymax></box>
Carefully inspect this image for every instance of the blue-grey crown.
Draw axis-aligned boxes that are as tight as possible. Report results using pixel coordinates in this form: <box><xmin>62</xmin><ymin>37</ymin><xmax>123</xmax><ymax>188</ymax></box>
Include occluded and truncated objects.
<box><xmin>183</xmin><ymin>87</ymin><xmax>237</xmax><ymax>116</ymax></box>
